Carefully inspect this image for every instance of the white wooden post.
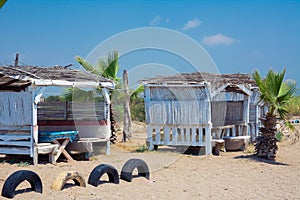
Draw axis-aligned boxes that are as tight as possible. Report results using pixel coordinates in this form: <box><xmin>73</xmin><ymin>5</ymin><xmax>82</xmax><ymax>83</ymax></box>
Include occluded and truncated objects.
<box><xmin>32</xmin><ymin>91</ymin><xmax>38</xmax><ymax>165</ymax></box>
<box><xmin>243</xmin><ymin>95</ymin><xmax>250</xmax><ymax>136</ymax></box>
<box><xmin>155</xmin><ymin>126</ymin><xmax>161</xmax><ymax>145</ymax></box>
<box><xmin>206</xmin><ymin>98</ymin><xmax>212</xmax><ymax>155</ymax></box>
<box><xmin>147</xmin><ymin>125</ymin><xmax>154</xmax><ymax>150</ymax></box>
<box><xmin>206</xmin><ymin>123</ymin><xmax>212</xmax><ymax>155</ymax></box>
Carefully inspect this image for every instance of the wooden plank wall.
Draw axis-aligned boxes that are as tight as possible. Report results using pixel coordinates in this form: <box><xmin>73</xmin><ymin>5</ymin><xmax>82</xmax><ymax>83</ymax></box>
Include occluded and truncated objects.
<box><xmin>0</xmin><ymin>92</ymin><xmax>33</xmax><ymax>155</ymax></box>
<box><xmin>147</xmin><ymin>100</ymin><xmax>210</xmax><ymax>125</ymax></box>
<box><xmin>211</xmin><ymin>101</ymin><xmax>244</xmax><ymax>126</ymax></box>
<box><xmin>37</xmin><ymin>101</ymin><xmax>106</xmax><ymax>120</ymax></box>
<box><xmin>145</xmin><ymin>85</ymin><xmax>212</xmax><ymax>154</ymax></box>
<box><xmin>0</xmin><ymin>92</ymin><xmax>32</xmax><ymax>125</ymax></box>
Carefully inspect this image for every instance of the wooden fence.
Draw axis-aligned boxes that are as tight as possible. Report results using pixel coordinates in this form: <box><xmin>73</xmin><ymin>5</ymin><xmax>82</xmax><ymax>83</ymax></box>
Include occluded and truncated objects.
<box><xmin>37</xmin><ymin>101</ymin><xmax>107</xmax><ymax>121</ymax></box>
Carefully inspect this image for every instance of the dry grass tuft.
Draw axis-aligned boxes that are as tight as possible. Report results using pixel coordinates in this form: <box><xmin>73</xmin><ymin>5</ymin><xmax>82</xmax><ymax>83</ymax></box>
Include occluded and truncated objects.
<box><xmin>244</xmin><ymin>143</ymin><xmax>255</xmax><ymax>154</ymax></box>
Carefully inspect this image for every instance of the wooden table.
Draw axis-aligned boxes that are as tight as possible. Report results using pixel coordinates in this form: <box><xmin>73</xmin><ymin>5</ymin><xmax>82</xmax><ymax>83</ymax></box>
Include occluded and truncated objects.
<box><xmin>51</xmin><ymin>138</ymin><xmax>74</xmax><ymax>163</ymax></box>
<box><xmin>38</xmin><ymin>131</ymin><xmax>78</xmax><ymax>163</ymax></box>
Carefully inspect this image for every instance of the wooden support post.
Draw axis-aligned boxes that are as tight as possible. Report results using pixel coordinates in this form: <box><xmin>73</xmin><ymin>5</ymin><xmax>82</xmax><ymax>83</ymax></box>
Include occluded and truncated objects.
<box><xmin>155</xmin><ymin>126</ymin><xmax>161</xmax><ymax>144</ymax></box>
<box><xmin>123</xmin><ymin>70</ymin><xmax>132</xmax><ymax>142</ymax></box>
<box><xmin>106</xmin><ymin>140</ymin><xmax>111</xmax><ymax>155</ymax></box>
<box><xmin>206</xmin><ymin>97</ymin><xmax>212</xmax><ymax>155</ymax></box>
<box><xmin>206</xmin><ymin>123</ymin><xmax>212</xmax><ymax>155</ymax></box>
<box><xmin>14</xmin><ymin>53</ymin><xmax>19</xmax><ymax>66</ymax></box>
<box><xmin>146</xmin><ymin>125</ymin><xmax>154</xmax><ymax>150</ymax></box>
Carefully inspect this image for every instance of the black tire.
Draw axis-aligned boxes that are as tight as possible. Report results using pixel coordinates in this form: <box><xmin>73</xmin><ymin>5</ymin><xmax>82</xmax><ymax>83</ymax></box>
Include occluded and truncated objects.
<box><xmin>51</xmin><ymin>171</ymin><xmax>86</xmax><ymax>191</ymax></box>
<box><xmin>120</xmin><ymin>158</ymin><xmax>150</xmax><ymax>182</ymax></box>
<box><xmin>88</xmin><ymin>164</ymin><xmax>119</xmax><ymax>187</ymax></box>
<box><xmin>1</xmin><ymin>170</ymin><xmax>43</xmax><ymax>199</ymax></box>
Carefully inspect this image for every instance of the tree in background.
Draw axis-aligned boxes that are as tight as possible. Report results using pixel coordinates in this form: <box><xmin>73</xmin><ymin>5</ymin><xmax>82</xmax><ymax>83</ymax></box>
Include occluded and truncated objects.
<box><xmin>254</xmin><ymin>68</ymin><xmax>296</xmax><ymax>160</ymax></box>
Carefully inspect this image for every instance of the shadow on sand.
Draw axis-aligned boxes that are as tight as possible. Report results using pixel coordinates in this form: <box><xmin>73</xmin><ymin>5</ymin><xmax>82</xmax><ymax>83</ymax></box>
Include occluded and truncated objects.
<box><xmin>234</xmin><ymin>154</ymin><xmax>289</xmax><ymax>166</ymax></box>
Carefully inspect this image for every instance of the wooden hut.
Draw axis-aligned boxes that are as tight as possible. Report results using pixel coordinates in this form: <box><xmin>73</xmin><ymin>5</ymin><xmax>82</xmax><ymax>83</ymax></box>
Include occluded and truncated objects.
<box><xmin>0</xmin><ymin>65</ymin><xmax>114</xmax><ymax>164</ymax></box>
<box><xmin>143</xmin><ymin>72</ymin><xmax>260</xmax><ymax>155</ymax></box>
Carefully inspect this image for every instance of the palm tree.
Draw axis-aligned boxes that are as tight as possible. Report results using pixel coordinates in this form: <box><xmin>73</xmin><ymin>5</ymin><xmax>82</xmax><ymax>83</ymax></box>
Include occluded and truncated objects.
<box><xmin>253</xmin><ymin>68</ymin><xmax>296</xmax><ymax>160</ymax></box>
<box><xmin>0</xmin><ymin>0</ymin><xmax>7</xmax><ymax>9</ymax></box>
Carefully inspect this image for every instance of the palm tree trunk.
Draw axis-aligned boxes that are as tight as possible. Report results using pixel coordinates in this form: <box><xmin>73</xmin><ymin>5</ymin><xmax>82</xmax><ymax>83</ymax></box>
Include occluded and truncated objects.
<box><xmin>255</xmin><ymin>114</ymin><xmax>278</xmax><ymax>160</ymax></box>
<box><xmin>110</xmin><ymin>103</ymin><xmax>117</xmax><ymax>143</ymax></box>
<box><xmin>122</xmin><ymin>70</ymin><xmax>131</xmax><ymax>142</ymax></box>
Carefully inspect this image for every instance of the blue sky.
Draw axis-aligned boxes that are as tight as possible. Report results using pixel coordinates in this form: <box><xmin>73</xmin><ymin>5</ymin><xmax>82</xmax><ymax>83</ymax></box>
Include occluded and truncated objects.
<box><xmin>0</xmin><ymin>0</ymin><xmax>299</xmax><ymax>92</ymax></box>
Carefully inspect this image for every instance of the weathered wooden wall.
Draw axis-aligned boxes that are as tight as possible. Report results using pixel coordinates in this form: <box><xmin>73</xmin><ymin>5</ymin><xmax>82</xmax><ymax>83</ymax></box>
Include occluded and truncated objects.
<box><xmin>37</xmin><ymin>101</ymin><xmax>110</xmax><ymax>139</ymax></box>
<box><xmin>145</xmin><ymin>85</ymin><xmax>212</xmax><ymax>155</ymax></box>
<box><xmin>37</xmin><ymin>101</ymin><xmax>106</xmax><ymax>121</ymax></box>
<box><xmin>146</xmin><ymin>86</ymin><xmax>209</xmax><ymax>125</ymax></box>
<box><xmin>0</xmin><ymin>92</ymin><xmax>32</xmax><ymax>125</ymax></box>
<box><xmin>0</xmin><ymin>92</ymin><xmax>33</xmax><ymax>155</ymax></box>
<box><xmin>211</xmin><ymin>101</ymin><xmax>244</xmax><ymax>126</ymax></box>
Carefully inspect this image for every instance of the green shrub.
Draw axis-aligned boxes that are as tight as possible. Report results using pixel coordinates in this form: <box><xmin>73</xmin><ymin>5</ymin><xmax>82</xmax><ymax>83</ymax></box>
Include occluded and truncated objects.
<box><xmin>287</xmin><ymin>95</ymin><xmax>300</xmax><ymax>117</ymax></box>
<box><xmin>135</xmin><ymin>144</ymin><xmax>148</xmax><ymax>153</ymax></box>
<box><xmin>275</xmin><ymin>131</ymin><xmax>283</xmax><ymax>142</ymax></box>
<box><xmin>130</xmin><ymin>98</ymin><xmax>145</xmax><ymax>122</ymax></box>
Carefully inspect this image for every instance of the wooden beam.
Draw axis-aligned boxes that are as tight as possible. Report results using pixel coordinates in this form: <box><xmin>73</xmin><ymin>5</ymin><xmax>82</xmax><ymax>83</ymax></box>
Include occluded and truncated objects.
<box><xmin>0</xmin><ymin>79</ymin><xmax>20</xmax><ymax>86</ymax></box>
<box><xmin>211</xmin><ymin>83</ymin><xmax>230</xmax><ymax>98</ymax></box>
<box><xmin>14</xmin><ymin>53</ymin><xmax>19</xmax><ymax>66</ymax></box>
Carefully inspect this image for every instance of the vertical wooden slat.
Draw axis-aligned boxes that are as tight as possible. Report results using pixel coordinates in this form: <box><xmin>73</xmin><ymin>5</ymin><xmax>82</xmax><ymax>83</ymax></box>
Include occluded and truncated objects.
<box><xmin>185</xmin><ymin>127</ymin><xmax>190</xmax><ymax>145</ymax></box>
<box><xmin>206</xmin><ymin>96</ymin><xmax>212</xmax><ymax>155</ymax></box>
<box><xmin>172</xmin><ymin>126</ymin><xmax>178</xmax><ymax>144</ymax></box>
<box><xmin>64</xmin><ymin>101</ymin><xmax>68</xmax><ymax>120</ymax></box>
<box><xmin>146</xmin><ymin>125</ymin><xmax>154</xmax><ymax>150</ymax></box>
<box><xmin>191</xmin><ymin>127</ymin><xmax>196</xmax><ymax>146</ymax></box>
<box><xmin>180</xmin><ymin>127</ymin><xmax>184</xmax><ymax>142</ymax></box>
<box><xmin>155</xmin><ymin>126</ymin><xmax>161</xmax><ymax>145</ymax></box>
<box><xmin>163</xmin><ymin>126</ymin><xmax>170</xmax><ymax>144</ymax></box>
<box><xmin>198</xmin><ymin>127</ymin><xmax>203</xmax><ymax>145</ymax></box>
<box><xmin>233</xmin><ymin>125</ymin><xmax>237</xmax><ymax>137</ymax></box>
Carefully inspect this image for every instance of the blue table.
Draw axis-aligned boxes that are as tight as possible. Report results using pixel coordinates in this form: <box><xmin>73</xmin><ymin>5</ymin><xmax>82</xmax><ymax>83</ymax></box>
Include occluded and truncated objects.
<box><xmin>39</xmin><ymin>131</ymin><xmax>78</xmax><ymax>162</ymax></box>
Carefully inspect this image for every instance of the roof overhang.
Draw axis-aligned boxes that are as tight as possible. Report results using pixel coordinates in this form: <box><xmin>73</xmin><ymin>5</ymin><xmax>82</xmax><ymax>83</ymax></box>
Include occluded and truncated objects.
<box><xmin>0</xmin><ymin>66</ymin><xmax>115</xmax><ymax>91</ymax></box>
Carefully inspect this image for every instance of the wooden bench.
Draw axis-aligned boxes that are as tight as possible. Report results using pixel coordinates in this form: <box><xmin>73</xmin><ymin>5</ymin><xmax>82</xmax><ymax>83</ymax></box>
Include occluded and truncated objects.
<box><xmin>66</xmin><ymin>138</ymin><xmax>111</xmax><ymax>158</ymax></box>
<box><xmin>36</xmin><ymin>143</ymin><xmax>59</xmax><ymax>163</ymax></box>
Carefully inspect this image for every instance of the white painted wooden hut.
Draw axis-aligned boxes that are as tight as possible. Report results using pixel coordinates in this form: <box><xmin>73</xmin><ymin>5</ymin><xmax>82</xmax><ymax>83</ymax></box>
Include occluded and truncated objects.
<box><xmin>143</xmin><ymin>72</ymin><xmax>260</xmax><ymax>155</ymax></box>
<box><xmin>0</xmin><ymin>65</ymin><xmax>114</xmax><ymax>164</ymax></box>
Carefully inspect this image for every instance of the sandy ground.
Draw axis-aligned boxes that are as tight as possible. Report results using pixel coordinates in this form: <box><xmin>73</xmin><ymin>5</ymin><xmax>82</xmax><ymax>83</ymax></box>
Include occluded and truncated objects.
<box><xmin>0</xmin><ymin>122</ymin><xmax>300</xmax><ymax>200</ymax></box>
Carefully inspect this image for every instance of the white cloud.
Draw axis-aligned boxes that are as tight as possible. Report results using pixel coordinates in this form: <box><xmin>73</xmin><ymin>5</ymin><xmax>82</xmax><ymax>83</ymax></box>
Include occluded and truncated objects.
<box><xmin>150</xmin><ymin>15</ymin><xmax>170</xmax><ymax>26</ymax></box>
<box><xmin>183</xmin><ymin>18</ymin><xmax>201</xmax><ymax>30</ymax></box>
<box><xmin>202</xmin><ymin>33</ymin><xmax>237</xmax><ymax>46</ymax></box>
<box><xmin>150</xmin><ymin>15</ymin><xmax>161</xmax><ymax>26</ymax></box>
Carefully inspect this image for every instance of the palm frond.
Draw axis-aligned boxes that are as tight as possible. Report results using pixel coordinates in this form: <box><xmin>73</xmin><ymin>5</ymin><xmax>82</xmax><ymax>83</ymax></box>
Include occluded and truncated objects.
<box><xmin>130</xmin><ymin>84</ymin><xmax>144</xmax><ymax>100</ymax></box>
<box><xmin>75</xmin><ymin>56</ymin><xmax>100</xmax><ymax>75</ymax></box>
<box><xmin>254</xmin><ymin>68</ymin><xmax>296</xmax><ymax>120</ymax></box>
